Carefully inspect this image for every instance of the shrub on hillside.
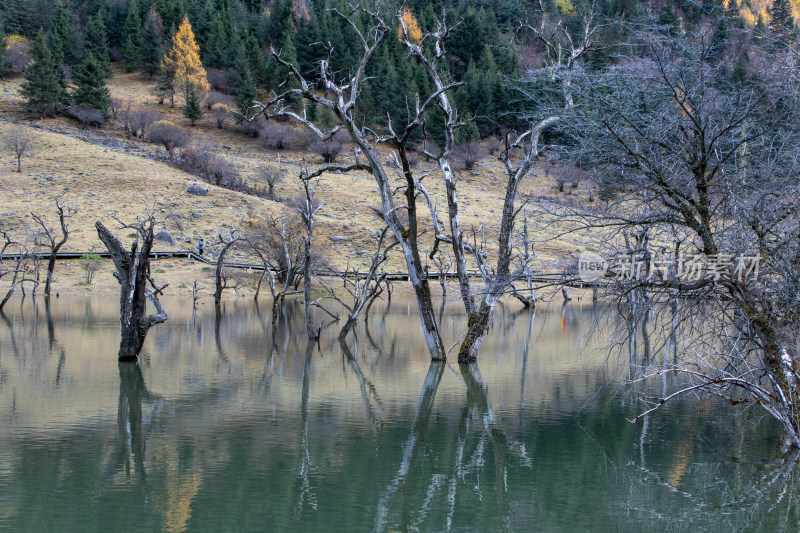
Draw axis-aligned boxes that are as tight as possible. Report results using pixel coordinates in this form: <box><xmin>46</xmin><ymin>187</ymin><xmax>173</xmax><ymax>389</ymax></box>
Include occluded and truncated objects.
<box><xmin>309</xmin><ymin>140</ymin><xmax>342</xmax><ymax>163</ymax></box>
<box><xmin>147</xmin><ymin>120</ymin><xmax>191</xmax><ymax>158</ymax></box>
<box><xmin>4</xmin><ymin>34</ymin><xmax>31</xmax><ymax>75</ymax></box>
<box><xmin>205</xmin><ymin>69</ymin><xmax>228</xmax><ymax>92</ymax></box>
<box><xmin>237</xmin><ymin>115</ymin><xmax>266</xmax><ymax>138</ymax></box>
<box><xmin>68</xmin><ymin>105</ymin><xmax>105</xmax><ymax>128</ymax></box>
<box><xmin>123</xmin><ymin>107</ymin><xmax>159</xmax><ymax>138</ymax></box>
<box><xmin>454</xmin><ymin>141</ymin><xmax>485</xmax><ymax>170</ymax></box>
<box><xmin>210</xmin><ymin>103</ymin><xmax>230</xmax><ymax>129</ymax></box>
<box><xmin>260</xmin><ymin>121</ymin><xmax>294</xmax><ymax>150</ymax></box>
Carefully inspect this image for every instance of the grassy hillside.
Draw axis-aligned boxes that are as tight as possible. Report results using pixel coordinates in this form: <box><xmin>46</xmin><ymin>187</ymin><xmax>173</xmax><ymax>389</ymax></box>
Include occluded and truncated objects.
<box><xmin>0</xmin><ymin>69</ymin><xmax>589</xmax><ymax>297</ymax></box>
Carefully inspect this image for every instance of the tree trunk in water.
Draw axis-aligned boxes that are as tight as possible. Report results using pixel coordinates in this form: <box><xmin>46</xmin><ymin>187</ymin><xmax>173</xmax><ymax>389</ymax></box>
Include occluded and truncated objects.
<box><xmin>96</xmin><ymin>220</ymin><xmax>168</xmax><ymax>362</ymax></box>
<box><xmin>303</xmin><ymin>239</ymin><xmax>316</xmax><ymax>340</ymax></box>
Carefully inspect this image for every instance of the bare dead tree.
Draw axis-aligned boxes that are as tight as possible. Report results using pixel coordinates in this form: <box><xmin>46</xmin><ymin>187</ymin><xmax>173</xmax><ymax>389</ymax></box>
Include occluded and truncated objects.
<box><xmin>248</xmin><ymin>5</ymin><xmax>448</xmax><ymax>359</ymax></box>
<box><xmin>441</xmin><ymin>0</ymin><xmax>598</xmax><ymax>361</ymax></box>
<box><xmin>213</xmin><ymin>229</ymin><xmax>243</xmax><ymax>306</ymax></box>
<box><xmin>30</xmin><ymin>196</ymin><xmax>77</xmax><ymax>296</ymax></box>
<box><xmin>0</xmin><ymin>229</ymin><xmax>27</xmax><ymax>311</ymax></box>
<box><xmin>292</xmin><ymin>171</ymin><xmax>325</xmax><ymax>340</ymax></box>
<box><xmin>244</xmin><ymin>213</ymin><xmax>304</xmax><ymax>326</ymax></box>
<box><xmin>547</xmin><ymin>24</ymin><xmax>800</xmax><ymax>447</ymax></box>
<box><xmin>96</xmin><ymin>216</ymin><xmax>168</xmax><ymax>361</ymax></box>
<box><xmin>330</xmin><ymin>226</ymin><xmax>399</xmax><ymax>341</ymax></box>
<box><xmin>4</xmin><ymin>126</ymin><xmax>35</xmax><ymax>173</ymax></box>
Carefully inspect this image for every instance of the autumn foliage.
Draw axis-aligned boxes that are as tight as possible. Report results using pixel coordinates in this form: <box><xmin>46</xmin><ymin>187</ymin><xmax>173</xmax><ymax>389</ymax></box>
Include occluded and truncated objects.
<box><xmin>161</xmin><ymin>17</ymin><xmax>210</xmax><ymax>102</ymax></box>
<box><xmin>398</xmin><ymin>7</ymin><xmax>423</xmax><ymax>46</ymax></box>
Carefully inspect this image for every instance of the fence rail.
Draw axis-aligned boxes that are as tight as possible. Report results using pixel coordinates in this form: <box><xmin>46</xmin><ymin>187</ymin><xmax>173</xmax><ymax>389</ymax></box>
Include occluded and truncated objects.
<box><xmin>0</xmin><ymin>250</ymin><xmax>611</xmax><ymax>289</ymax></box>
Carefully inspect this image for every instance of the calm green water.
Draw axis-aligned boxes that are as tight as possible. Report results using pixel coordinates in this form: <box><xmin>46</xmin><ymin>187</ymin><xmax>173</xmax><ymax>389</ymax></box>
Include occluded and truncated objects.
<box><xmin>0</xmin><ymin>296</ymin><xmax>797</xmax><ymax>532</ymax></box>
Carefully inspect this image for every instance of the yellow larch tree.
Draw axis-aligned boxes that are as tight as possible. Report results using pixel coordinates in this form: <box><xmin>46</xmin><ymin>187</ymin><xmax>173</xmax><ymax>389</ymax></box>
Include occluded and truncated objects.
<box><xmin>161</xmin><ymin>17</ymin><xmax>210</xmax><ymax>103</ymax></box>
<box><xmin>398</xmin><ymin>6</ymin><xmax>423</xmax><ymax>46</ymax></box>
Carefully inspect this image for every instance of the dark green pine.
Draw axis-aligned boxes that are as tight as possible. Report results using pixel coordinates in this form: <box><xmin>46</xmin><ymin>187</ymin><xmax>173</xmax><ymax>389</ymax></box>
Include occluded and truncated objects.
<box><xmin>20</xmin><ymin>30</ymin><xmax>65</xmax><ymax>117</ymax></box>
<box><xmin>84</xmin><ymin>15</ymin><xmax>113</xmax><ymax>79</ymax></box>
<box><xmin>229</xmin><ymin>41</ymin><xmax>257</xmax><ymax>113</ymax></box>
<box><xmin>0</xmin><ymin>23</ymin><xmax>6</xmax><ymax>78</ymax></box>
<box><xmin>141</xmin><ymin>6</ymin><xmax>166</xmax><ymax>80</ymax></box>
<box><xmin>121</xmin><ymin>0</ymin><xmax>143</xmax><ymax>71</ymax></box>
<box><xmin>73</xmin><ymin>53</ymin><xmax>112</xmax><ymax>119</ymax></box>
<box><xmin>183</xmin><ymin>89</ymin><xmax>203</xmax><ymax>126</ymax></box>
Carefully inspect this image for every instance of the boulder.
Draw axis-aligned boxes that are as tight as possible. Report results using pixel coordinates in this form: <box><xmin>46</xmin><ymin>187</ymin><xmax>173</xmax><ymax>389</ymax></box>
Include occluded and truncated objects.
<box><xmin>154</xmin><ymin>230</ymin><xmax>175</xmax><ymax>245</ymax></box>
<box><xmin>187</xmin><ymin>184</ymin><xmax>208</xmax><ymax>196</ymax></box>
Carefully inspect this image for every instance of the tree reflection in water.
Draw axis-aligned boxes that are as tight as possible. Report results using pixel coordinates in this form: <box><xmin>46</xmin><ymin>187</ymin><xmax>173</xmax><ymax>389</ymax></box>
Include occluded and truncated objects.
<box><xmin>2</xmin><ymin>297</ymin><xmax>800</xmax><ymax>531</ymax></box>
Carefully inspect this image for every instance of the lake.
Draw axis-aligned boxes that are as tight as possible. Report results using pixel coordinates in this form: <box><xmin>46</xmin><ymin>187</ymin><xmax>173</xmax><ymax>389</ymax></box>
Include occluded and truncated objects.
<box><xmin>0</xmin><ymin>295</ymin><xmax>797</xmax><ymax>531</ymax></box>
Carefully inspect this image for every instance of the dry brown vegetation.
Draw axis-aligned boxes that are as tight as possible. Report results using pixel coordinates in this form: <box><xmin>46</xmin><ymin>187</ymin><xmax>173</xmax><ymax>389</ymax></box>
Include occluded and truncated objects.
<box><xmin>0</xmin><ymin>69</ymin><xmax>587</xmax><ymax>296</ymax></box>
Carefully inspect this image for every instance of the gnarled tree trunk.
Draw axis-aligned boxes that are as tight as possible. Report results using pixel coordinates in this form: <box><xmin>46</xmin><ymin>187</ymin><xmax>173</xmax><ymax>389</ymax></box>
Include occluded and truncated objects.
<box><xmin>96</xmin><ymin>219</ymin><xmax>168</xmax><ymax>362</ymax></box>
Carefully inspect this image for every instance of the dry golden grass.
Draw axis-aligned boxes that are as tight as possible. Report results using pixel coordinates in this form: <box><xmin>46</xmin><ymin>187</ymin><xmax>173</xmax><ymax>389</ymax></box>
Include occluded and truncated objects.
<box><xmin>0</xmin><ymin>68</ymin><xmax>591</xmax><ymax>296</ymax></box>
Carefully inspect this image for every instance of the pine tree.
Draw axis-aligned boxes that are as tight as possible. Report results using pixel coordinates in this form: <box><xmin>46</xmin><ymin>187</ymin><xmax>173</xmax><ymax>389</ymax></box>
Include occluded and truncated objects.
<box><xmin>45</xmin><ymin>29</ymin><xmax>70</xmax><ymax>109</ymax></box>
<box><xmin>21</xmin><ymin>30</ymin><xmax>65</xmax><ymax>117</ymax></box>
<box><xmin>84</xmin><ymin>15</ymin><xmax>113</xmax><ymax>79</ymax></box>
<box><xmin>205</xmin><ymin>14</ymin><xmax>228</xmax><ymax>68</ymax></box>
<box><xmin>183</xmin><ymin>88</ymin><xmax>203</xmax><ymax>125</ymax></box>
<box><xmin>229</xmin><ymin>40</ymin><xmax>257</xmax><ymax>112</ymax></box>
<box><xmin>243</xmin><ymin>31</ymin><xmax>267</xmax><ymax>88</ymax></box>
<box><xmin>268</xmin><ymin>0</ymin><xmax>293</xmax><ymax>45</ymax></box>
<box><xmin>196</xmin><ymin>0</ymin><xmax>215</xmax><ymax>55</ymax></box>
<box><xmin>121</xmin><ymin>0</ymin><xmax>143</xmax><ymax>71</ymax></box>
<box><xmin>155</xmin><ymin>64</ymin><xmax>176</xmax><ymax>106</ymax></box>
<box><xmin>161</xmin><ymin>16</ymin><xmax>210</xmax><ymax>103</ymax></box>
<box><xmin>141</xmin><ymin>6</ymin><xmax>166</xmax><ymax>80</ymax></box>
<box><xmin>50</xmin><ymin>1</ymin><xmax>77</xmax><ymax>65</ymax></box>
<box><xmin>0</xmin><ymin>24</ymin><xmax>6</xmax><ymax>78</ymax></box>
<box><xmin>770</xmin><ymin>0</ymin><xmax>794</xmax><ymax>32</ymax></box>
<box><xmin>73</xmin><ymin>54</ymin><xmax>112</xmax><ymax>119</ymax></box>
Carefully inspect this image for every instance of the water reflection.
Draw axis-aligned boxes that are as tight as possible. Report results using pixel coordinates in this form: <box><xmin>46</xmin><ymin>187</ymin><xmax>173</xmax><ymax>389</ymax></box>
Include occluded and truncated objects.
<box><xmin>0</xmin><ymin>296</ymin><xmax>797</xmax><ymax>531</ymax></box>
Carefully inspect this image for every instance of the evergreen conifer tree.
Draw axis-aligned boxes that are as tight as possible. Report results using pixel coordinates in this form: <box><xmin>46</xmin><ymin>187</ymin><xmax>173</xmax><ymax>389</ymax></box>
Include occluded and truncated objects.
<box><xmin>50</xmin><ymin>1</ymin><xmax>77</xmax><ymax>65</ymax></box>
<box><xmin>141</xmin><ymin>6</ymin><xmax>166</xmax><ymax>80</ymax></box>
<box><xmin>73</xmin><ymin>53</ymin><xmax>112</xmax><ymax>118</ymax></box>
<box><xmin>196</xmin><ymin>0</ymin><xmax>215</xmax><ymax>55</ymax></box>
<box><xmin>0</xmin><ymin>24</ymin><xmax>6</xmax><ymax>78</ymax></box>
<box><xmin>21</xmin><ymin>30</ymin><xmax>65</xmax><ymax>117</ymax></box>
<box><xmin>770</xmin><ymin>0</ymin><xmax>794</xmax><ymax>32</ymax></box>
<box><xmin>84</xmin><ymin>14</ymin><xmax>113</xmax><ymax>79</ymax></box>
<box><xmin>122</xmin><ymin>0</ymin><xmax>143</xmax><ymax>71</ymax></box>
<box><xmin>229</xmin><ymin>40</ymin><xmax>257</xmax><ymax>112</ymax></box>
<box><xmin>183</xmin><ymin>88</ymin><xmax>203</xmax><ymax>125</ymax></box>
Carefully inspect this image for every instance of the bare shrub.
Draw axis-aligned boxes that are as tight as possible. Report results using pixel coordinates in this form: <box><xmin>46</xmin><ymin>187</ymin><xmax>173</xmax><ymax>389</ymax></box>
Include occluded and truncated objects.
<box><xmin>182</xmin><ymin>144</ymin><xmax>244</xmax><ymax>190</ymax></box>
<box><xmin>205</xmin><ymin>90</ymin><xmax>230</xmax><ymax>109</ymax></box>
<box><xmin>260</xmin><ymin>121</ymin><xmax>294</xmax><ymax>149</ymax></box>
<box><xmin>211</xmin><ymin>103</ymin><xmax>230</xmax><ymax>129</ymax></box>
<box><xmin>293</xmin><ymin>130</ymin><xmax>317</xmax><ymax>149</ymax></box>
<box><xmin>68</xmin><ymin>105</ymin><xmax>105</xmax><ymax>128</ymax></box>
<box><xmin>206</xmin><ymin>156</ymin><xmax>240</xmax><ymax>188</ymax></box>
<box><xmin>332</xmin><ymin>129</ymin><xmax>351</xmax><ymax>144</ymax></box>
<box><xmin>5</xmin><ymin>39</ymin><xmax>31</xmax><ymax>74</ymax></box>
<box><xmin>182</xmin><ymin>143</ymin><xmax>216</xmax><ymax>175</ymax></box>
<box><xmin>309</xmin><ymin>140</ymin><xmax>342</xmax><ymax>163</ymax></box>
<box><xmin>109</xmin><ymin>98</ymin><xmax>123</xmax><ymax>119</ymax></box>
<box><xmin>80</xmin><ymin>253</ymin><xmax>102</xmax><ymax>284</ymax></box>
<box><xmin>418</xmin><ymin>140</ymin><xmax>441</xmax><ymax>160</ymax></box>
<box><xmin>205</xmin><ymin>69</ymin><xmax>228</xmax><ymax>92</ymax></box>
<box><xmin>406</xmin><ymin>151</ymin><xmax>420</xmax><ymax>168</ymax></box>
<box><xmin>454</xmin><ymin>141</ymin><xmax>485</xmax><ymax>170</ymax></box>
<box><xmin>147</xmin><ymin>120</ymin><xmax>191</xmax><ymax>158</ymax></box>
<box><xmin>258</xmin><ymin>166</ymin><xmax>285</xmax><ymax>198</ymax></box>
<box><xmin>237</xmin><ymin>115</ymin><xmax>266</xmax><ymax>138</ymax></box>
<box><xmin>4</xmin><ymin>126</ymin><xmax>35</xmax><ymax>172</ymax></box>
<box><xmin>556</xmin><ymin>164</ymin><xmax>587</xmax><ymax>193</ymax></box>
<box><xmin>123</xmin><ymin>108</ymin><xmax>160</xmax><ymax>138</ymax></box>
<box><xmin>483</xmin><ymin>136</ymin><xmax>501</xmax><ymax>155</ymax></box>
